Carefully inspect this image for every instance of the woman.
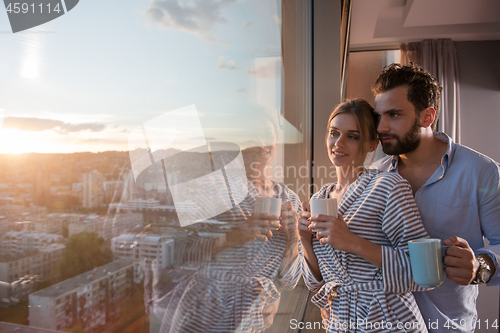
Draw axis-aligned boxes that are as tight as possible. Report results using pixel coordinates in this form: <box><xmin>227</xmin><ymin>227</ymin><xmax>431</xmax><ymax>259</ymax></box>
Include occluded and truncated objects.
<box><xmin>299</xmin><ymin>99</ymin><xmax>430</xmax><ymax>332</ymax></box>
<box><xmin>155</xmin><ymin>105</ymin><xmax>301</xmax><ymax>333</ymax></box>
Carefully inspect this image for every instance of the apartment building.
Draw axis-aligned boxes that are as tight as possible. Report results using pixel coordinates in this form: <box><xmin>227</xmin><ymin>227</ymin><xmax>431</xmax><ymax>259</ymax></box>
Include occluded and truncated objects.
<box><xmin>82</xmin><ymin>171</ymin><xmax>104</xmax><ymax>209</ymax></box>
<box><xmin>103</xmin><ymin>212</ymin><xmax>144</xmax><ymax>239</ymax></box>
<box><xmin>68</xmin><ymin>213</ymin><xmax>143</xmax><ymax>240</ymax></box>
<box><xmin>0</xmin><ymin>215</ymin><xmax>9</xmax><ymax>236</ymax></box>
<box><xmin>0</xmin><ymin>243</ymin><xmax>65</xmax><ymax>283</ymax></box>
<box><xmin>0</xmin><ymin>205</ymin><xmax>47</xmax><ymax>223</ymax></box>
<box><xmin>111</xmin><ymin>234</ymin><xmax>174</xmax><ymax>269</ymax></box>
<box><xmin>68</xmin><ymin>215</ymin><xmax>105</xmax><ymax>239</ymax></box>
<box><xmin>0</xmin><ymin>231</ymin><xmax>63</xmax><ymax>256</ymax></box>
<box><xmin>108</xmin><ymin>199</ymin><xmax>179</xmax><ymax>232</ymax></box>
<box><xmin>36</xmin><ymin>213</ymin><xmax>80</xmax><ymax>235</ymax></box>
<box><xmin>29</xmin><ymin>260</ymin><xmax>140</xmax><ymax>332</ymax></box>
<box><xmin>0</xmin><ymin>275</ymin><xmax>38</xmax><ymax>306</ymax></box>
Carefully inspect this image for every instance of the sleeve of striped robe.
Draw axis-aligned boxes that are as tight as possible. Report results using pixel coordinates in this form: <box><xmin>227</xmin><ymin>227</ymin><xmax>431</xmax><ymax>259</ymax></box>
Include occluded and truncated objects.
<box><xmin>380</xmin><ymin>178</ymin><xmax>433</xmax><ymax>294</ymax></box>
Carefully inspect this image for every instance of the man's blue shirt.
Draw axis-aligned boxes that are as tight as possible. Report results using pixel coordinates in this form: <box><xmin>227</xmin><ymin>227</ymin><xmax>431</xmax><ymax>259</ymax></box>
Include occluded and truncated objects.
<box><xmin>371</xmin><ymin>132</ymin><xmax>500</xmax><ymax>333</ymax></box>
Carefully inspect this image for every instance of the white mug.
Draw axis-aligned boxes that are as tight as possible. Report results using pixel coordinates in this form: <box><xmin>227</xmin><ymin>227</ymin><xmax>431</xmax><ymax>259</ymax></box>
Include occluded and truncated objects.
<box><xmin>255</xmin><ymin>196</ymin><xmax>282</xmax><ymax>230</ymax></box>
<box><xmin>309</xmin><ymin>198</ymin><xmax>337</xmax><ymax>232</ymax></box>
<box><xmin>255</xmin><ymin>196</ymin><xmax>282</xmax><ymax>216</ymax></box>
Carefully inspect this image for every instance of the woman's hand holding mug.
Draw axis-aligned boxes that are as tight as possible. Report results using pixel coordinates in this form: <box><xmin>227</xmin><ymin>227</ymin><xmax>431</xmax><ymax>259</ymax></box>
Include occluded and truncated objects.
<box><xmin>309</xmin><ymin>213</ymin><xmax>356</xmax><ymax>252</ymax></box>
<box><xmin>298</xmin><ymin>201</ymin><xmax>314</xmax><ymax>242</ymax></box>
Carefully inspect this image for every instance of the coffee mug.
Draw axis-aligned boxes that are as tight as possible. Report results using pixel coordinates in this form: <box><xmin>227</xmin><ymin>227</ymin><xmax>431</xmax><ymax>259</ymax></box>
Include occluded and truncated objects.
<box><xmin>255</xmin><ymin>197</ymin><xmax>282</xmax><ymax>230</ymax></box>
<box><xmin>309</xmin><ymin>198</ymin><xmax>337</xmax><ymax>232</ymax></box>
<box><xmin>408</xmin><ymin>238</ymin><xmax>448</xmax><ymax>288</ymax></box>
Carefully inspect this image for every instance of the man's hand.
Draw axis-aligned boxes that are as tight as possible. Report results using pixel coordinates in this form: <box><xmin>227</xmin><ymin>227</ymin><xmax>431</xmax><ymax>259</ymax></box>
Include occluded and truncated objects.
<box><xmin>443</xmin><ymin>236</ymin><xmax>479</xmax><ymax>285</ymax></box>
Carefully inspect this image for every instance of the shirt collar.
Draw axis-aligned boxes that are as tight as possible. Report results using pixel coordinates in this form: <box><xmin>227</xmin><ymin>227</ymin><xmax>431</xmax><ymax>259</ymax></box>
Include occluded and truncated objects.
<box><xmin>387</xmin><ymin>132</ymin><xmax>456</xmax><ymax>172</ymax></box>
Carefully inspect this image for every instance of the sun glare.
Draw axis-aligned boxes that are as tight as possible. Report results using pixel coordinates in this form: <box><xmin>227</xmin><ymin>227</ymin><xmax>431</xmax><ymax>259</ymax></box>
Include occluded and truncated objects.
<box><xmin>19</xmin><ymin>34</ymin><xmax>43</xmax><ymax>80</ymax></box>
<box><xmin>0</xmin><ymin>128</ymin><xmax>130</xmax><ymax>154</ymax></box>
<box><xmin>0</xmin><ymin>129</ymin><xmax>58</xmax><ymax>154</ymax></box>
<box><xmin>20</xmin><ymin>57</ymin><xmax>39</xmax><ymax>79</ymax></box>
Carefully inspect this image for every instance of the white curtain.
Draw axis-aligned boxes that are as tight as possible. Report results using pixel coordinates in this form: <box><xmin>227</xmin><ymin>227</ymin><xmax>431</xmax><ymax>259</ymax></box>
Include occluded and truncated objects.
<box><xmin>400</xmin><ymin>39</ymin><xmax>461</xmax><ymax>143</ymax></box>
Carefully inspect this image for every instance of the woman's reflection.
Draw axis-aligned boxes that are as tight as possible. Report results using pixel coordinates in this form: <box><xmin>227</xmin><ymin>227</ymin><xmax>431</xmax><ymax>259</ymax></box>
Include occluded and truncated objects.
<box><xmin>149</xmin><ymin>105</ymin><xmax>301</xmax><ymax>333</ymax></box>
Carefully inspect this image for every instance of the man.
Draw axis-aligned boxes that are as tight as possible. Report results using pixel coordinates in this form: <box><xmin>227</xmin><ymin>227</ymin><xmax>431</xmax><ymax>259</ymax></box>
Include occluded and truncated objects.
<box><xmin>371</xmin><ymin>63</ymin><xmax>500</xmax><ymax>332</ymax></box>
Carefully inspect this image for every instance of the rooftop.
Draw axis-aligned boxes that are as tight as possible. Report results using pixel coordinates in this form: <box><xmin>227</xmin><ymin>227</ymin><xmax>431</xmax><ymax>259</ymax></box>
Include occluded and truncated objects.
<box><xmin>112</xmin><ymin>233</ymin><xmax>175</xmax><ymax>243</ymax></box>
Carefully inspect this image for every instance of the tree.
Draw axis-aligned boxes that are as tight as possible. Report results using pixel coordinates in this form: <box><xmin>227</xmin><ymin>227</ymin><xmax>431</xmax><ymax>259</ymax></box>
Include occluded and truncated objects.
<box><xmin>60</xmin><ymin>232</ymin><xmax>113</xmax><ymax>280</ymax></box>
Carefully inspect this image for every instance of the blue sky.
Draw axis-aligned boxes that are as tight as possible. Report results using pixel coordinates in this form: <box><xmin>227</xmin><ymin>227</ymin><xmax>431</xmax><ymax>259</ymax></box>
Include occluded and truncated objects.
<box><xmin>0</xmin><ymin>0</ymin><xmax>286</xmax><ymax>153</ymax></box>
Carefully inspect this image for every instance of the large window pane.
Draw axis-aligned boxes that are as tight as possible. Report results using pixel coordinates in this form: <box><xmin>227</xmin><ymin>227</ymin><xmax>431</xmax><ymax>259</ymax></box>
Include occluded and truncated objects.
<box><xmin>0</xmin><ymin>1</ymin><xmax>308</xmax><ymax>332</ymax></box>
<box><xmin>345</xmin><ymin>50</ymin><xmax>400</xmax><ymax>105</ymax></box>
<box><xmin>345</xmin><ymin>50</ymin><xmax>400</xmax><ymax>162</ymax></box>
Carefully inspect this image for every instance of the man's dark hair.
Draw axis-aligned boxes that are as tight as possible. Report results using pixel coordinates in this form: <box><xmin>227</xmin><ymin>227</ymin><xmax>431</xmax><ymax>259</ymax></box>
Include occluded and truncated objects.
<box><xmin>372</xmin><ymin>63</ymin><xmax>443</xmax><ymax>130</ymax></box>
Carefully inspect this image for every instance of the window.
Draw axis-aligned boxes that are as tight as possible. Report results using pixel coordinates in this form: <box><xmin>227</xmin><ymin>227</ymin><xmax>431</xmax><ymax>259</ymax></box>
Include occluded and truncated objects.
<box><xmin>345</xmin><ymin>49</ymin><xmax>401</xmax><ymax>162</ymax></box>
<box><xmin>345</xmin><ymin>50</ymin><xmax>401</xmax><ymax>105</ymax></box>
<box><xmin>0</xmin><ymin>0</ymin><xmax>314</xmax><ymax>332</ymax></box>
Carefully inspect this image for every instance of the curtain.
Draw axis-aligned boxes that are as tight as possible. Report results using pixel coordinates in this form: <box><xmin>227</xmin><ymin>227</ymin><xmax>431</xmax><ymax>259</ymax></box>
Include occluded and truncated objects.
<box><xmin>400</xmin><ymin>39</ymin><xmax>461</xmax><ymax>144</ymax></box>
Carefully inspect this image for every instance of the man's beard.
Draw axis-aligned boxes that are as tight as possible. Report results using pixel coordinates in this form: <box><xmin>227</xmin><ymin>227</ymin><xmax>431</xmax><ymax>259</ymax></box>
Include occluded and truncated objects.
<box><xmin>379</xmin><ymin>117</ymin><xmax>421</xmax><ymax>155</ymax></box>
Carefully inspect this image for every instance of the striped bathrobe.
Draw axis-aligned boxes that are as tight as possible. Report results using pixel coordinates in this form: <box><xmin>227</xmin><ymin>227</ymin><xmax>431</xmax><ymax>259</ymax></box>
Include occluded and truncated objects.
<box><xmin>302</xmin><ymin>169</ymin><xmax>430</xmax><ymax>333</ymax></box>
<box><xmin>159</xmin><ymin>181</ymin><xmax>302</xmax><ymax>333</ymax></box>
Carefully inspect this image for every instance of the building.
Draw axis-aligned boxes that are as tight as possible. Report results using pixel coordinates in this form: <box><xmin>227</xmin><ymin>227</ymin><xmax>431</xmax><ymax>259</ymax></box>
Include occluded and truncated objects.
<box><xmin>0</xmin><ymin>275</ymin><xmax>38</xmax><ymax>307</ymax></box>
<box><xmin>123</xmin><ymin>172</ymin><xmax>135</xmax><ymax>202</ymax></box>
<box><xmin>111</xmin><ymin>234</ymin><xmax>174</xmax><ymax>269</ymax></box>
<box><xmin>71</xmin><ymin>183</ymin><xmax>82</xmax><ymax>192</ymax></box>
<box><xmin>0</xmin><ymin>205</ymin><xmax>47</xmax><ymax>224</ymax></box>
<box><xmin>0</xmin><ymin>243</ymin><xmax>65</xmax><ymax>283</ymax></box>
<box><xmin>11</xmin><ymin>275</ymin><xmax>38</xmax><ymax>303</ymax></box>
<box><xmin>71</xmin><ymin>183</ymin><xmax>83</xmax><ymax>205</ymax></box>
<box><xmin>34</xmin><ymin>168</ymin><xmax>50</xmax><ymax>207</ymax></box>
<box><xmin>102</xmin><ymin>212</ymin><xmax>143</xmax><ymax>239</ymax></box>
<box><xmin>109</xmin><ymin>199</ymin><xmax>177</xmax><ymax>231</ymax></box>
<box><xmin>0</xmin><ymin>280</ymin><xmax>11</xmax><ymax>307</ymax></box>
<box><xmin>9</xmin><ymin>214</ymin><xmax>79</xmax><ymax>236</ymax></box>
<box><xmin>68</xmin><ymin>215</ymin><xmax>105</xmax><ymax>239</ymax></box>
<box><xmin>103</xmin><ymin>180</ymin><xmax>124</xmax><ymax>204</ymax></box>
<box><xmin>67</xmin><ymin>213</ymin><xmax>142</xmax><ymax>240</ymax></box>
<box><xmin>108</xmin><ymin>198</ymin><xmax>162</xmax><ymax>211</ymax></box>
<box><xmin>0</xmin><ymin>216</ymin><xmax>8</xmax><ymax>236</ymax></box>
<box><xmin>29</xmin><ymin>260</ymin><xmax>141</xmax><ymax>332</ymax></box>
<box><xmin>82</xmin><ymin>171</ymin><xmax>104</xmax><ymax>209</ymax></box>
<box><xmin>43</xmin><ymin>213</ymin><xmax>80</xmax><ymax>235</ymax></box>
<box><xmin>0</xmin><ymin>232</ymin><xmax>63</xmax><ymax>256</ymax></box>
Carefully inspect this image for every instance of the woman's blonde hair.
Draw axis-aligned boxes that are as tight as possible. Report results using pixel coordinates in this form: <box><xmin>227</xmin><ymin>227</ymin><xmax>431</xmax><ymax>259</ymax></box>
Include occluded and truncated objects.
<box><xmin>326</xmin><ymin>98</ymin><xmax>379</xmax><ymax>169</ymax></box>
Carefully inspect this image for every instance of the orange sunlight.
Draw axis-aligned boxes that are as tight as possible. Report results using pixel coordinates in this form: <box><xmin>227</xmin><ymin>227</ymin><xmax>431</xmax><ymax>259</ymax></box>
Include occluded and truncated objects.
<box><xmin>0</xmin><ymin>129</ymin><xmax>127</xmax><ymax>154</ymax></box>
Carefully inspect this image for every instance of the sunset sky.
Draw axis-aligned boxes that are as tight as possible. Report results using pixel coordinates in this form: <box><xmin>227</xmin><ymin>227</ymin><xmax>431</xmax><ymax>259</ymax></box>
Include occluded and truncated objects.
<box><xmin>0</xmin><ymin>0</ymin><xmax>291</xmax><ymax>154</ymax></box>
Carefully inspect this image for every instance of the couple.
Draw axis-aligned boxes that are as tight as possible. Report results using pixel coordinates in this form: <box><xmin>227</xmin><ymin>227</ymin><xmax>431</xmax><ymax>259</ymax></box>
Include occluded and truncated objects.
<box><xmin>300</xmin><ymin>63</ymin><xmax>500</xmax><ymax>332</ymax></box>
<box><xmin>156</xmin><ymin>63</ymin><xmax>499</xmax><ymax>333</ymax></box>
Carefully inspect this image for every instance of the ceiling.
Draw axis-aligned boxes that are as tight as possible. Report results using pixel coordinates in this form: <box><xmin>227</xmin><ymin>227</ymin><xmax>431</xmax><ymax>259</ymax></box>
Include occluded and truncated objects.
<box><xmin>349</xmin><ymin>0</ymin><xmax>500</xmax><ymax>50</ymax></box>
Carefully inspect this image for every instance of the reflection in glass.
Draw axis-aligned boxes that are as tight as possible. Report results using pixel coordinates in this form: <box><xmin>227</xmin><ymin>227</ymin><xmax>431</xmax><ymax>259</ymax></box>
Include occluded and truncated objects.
<box><xmin>141</xmin><ymin>105</ymin><xmax>301</xmax><ymax>333</ymax></box>
<box><xmin>0</xmin><ymin>0</ymin><xmax>307</xmax><ymax>331</ymax></box>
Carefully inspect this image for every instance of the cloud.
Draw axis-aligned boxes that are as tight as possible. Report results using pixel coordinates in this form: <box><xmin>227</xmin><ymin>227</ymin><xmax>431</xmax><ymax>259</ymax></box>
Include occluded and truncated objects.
<box><xmin>217</xmin><ymin>56</ymin><xmax>237</xmax><ymax>70</ymax></box>
<box><xmin>236</xmin><ymin>87</ymin><xmax>246</xmax><ymax>93</ymax></box>
<box><xmin>2</xmin><ymin>117</ymin><xmax>106</xmax><ymax>134</ymax></box>
<box><xmin>145</xmin><ymin>0</ymin><xmax>239</xmax><ymax>43</ymax></box>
